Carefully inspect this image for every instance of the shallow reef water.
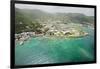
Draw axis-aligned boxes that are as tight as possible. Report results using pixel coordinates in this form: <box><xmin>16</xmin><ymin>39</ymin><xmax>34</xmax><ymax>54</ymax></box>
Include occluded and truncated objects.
<box><xmin>15</xmin><ymin>27</ymin><xmax>95</xmax><ymax>65</ymax></box>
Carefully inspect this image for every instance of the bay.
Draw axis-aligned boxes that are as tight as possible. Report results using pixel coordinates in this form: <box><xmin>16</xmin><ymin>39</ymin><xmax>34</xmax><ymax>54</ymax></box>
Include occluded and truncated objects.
<box><xmin>15</xmin><ymin>27</ymin><xmax>95</xmax><ymax>65</ymax></box>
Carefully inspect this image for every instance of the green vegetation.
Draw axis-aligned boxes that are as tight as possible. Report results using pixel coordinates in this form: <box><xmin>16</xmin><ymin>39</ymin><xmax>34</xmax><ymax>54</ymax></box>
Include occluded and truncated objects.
<box><xmin>15</xmin><ymin>8</ymin><xmax>94</xmax><ymax>37</ymax></box>
<box><xmin>15</xmin><ymin>8</ymin><xmax>43</xmax><ymax>34</ymax></box>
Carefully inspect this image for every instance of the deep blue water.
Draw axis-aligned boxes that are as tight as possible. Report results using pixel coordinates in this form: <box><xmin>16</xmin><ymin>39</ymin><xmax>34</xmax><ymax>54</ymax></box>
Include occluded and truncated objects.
<box><xmin>15</xmin><ymin>27</ymin><xmax>94</xmax><ymax>65</ymax></box>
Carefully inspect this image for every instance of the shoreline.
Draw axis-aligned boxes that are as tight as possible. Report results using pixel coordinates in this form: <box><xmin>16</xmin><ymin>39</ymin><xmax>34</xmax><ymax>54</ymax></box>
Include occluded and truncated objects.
<box><xmin>15</xmin><ymin>31</ymin><xmax>88</xmax><ymax>46</ymax></box>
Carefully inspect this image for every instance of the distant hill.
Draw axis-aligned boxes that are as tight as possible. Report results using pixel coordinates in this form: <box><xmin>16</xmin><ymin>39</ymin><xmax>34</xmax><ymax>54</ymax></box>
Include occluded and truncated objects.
<box><xmin>15</xmin><ymin>8</ymin><xmax>94</xmax><ymax>33</ymax></box>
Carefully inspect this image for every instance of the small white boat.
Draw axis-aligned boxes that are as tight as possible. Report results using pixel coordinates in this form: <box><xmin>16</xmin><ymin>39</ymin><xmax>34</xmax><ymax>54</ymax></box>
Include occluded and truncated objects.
<box><xmin>19</xmin><ymin>41</ymin><xmax>24</xmax><ymax>45</ymax></box>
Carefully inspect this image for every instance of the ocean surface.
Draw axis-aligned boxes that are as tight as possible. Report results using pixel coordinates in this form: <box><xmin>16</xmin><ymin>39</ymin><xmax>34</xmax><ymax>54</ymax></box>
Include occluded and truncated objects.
<box><xmin>15</xmin><ymin>27</ymin><xmax>95</xmax><ymax>65</ymax></box>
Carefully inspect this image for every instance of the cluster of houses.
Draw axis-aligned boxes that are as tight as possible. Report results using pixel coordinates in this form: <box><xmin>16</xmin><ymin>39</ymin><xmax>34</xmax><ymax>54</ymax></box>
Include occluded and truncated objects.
<box><xmin>46</xmin><ymin>28</ymin><xmax>87</xmax><ymax>37</ymax></box>
<box><xmin>42</xmin><ymin>23</ymin><xmax>87</xmax><ymax>37</ymax></box>
<box><xmin>15</xmin><ymin>32</ymin><xmax>35</xmax><ymax>45</ymax></box>
<box><xmin>15</xmin><ymin>22</ymin><xmax>88</xmax><ymax>45</ymax></box>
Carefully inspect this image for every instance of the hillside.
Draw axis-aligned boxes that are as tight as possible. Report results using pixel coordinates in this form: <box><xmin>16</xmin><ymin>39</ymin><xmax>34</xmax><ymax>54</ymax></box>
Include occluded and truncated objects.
<box><xmin>15</xmin><ymin>8</ymin><xmax>94</xmax><ymax>34</ymax></box>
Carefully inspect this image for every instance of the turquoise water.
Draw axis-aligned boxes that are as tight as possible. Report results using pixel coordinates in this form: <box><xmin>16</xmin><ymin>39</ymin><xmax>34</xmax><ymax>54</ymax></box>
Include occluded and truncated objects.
<box><xmin>15</xmin><ymin>27</ymin><xmax>94</xmax><ymax>65</ymax></box>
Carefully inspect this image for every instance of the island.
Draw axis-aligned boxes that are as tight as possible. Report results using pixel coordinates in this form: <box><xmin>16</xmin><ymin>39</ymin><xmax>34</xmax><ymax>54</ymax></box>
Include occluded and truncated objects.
<box><xmin>15</xmin><ymin>8</ymin><xmax>94</xmax><ymax>46</ymax></box>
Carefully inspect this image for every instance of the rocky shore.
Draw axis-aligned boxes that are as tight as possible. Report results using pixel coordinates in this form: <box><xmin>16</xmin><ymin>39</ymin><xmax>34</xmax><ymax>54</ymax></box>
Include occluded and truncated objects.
<box><xmin>15</xmin><ymin>32</ymin><xmax>36</xmax><ymax>45</ymax></box>
<box><xmin>15</xmin><ymin>27</ymin><xmax>88</xmax><ymax>46</ymax></box>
